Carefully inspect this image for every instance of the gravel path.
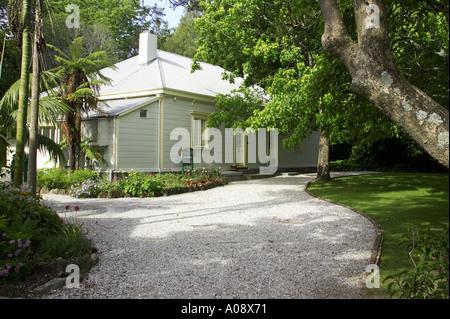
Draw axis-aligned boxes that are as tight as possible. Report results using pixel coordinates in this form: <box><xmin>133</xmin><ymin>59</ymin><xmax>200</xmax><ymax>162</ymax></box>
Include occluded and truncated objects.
<box><xmin>39</xmin><ymin>173</ymin><xmax>378</xmax><ymax>299</ymax></box>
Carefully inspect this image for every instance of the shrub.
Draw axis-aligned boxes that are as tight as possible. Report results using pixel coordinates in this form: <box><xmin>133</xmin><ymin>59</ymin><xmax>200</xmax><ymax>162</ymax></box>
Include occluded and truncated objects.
<box><xmin>0</xmin><ymin>234</ymin><xmax>33</xmax><ymax>281</ymax></box>
<box><xmin>122</xmin><ymin>171</ymin><xmax>165</xmax><ymax>197</ymax></box>
<box><xmin>0</xmin><ymin>182</ymin><xmax>93</xmax><ymax>283</ymax></box>
<box><xmin>37</xmin><ymin>168</ymin><xmax>98</xmax><ymax>191</ymax></box>
<box><xmin>40</xmin><ymin>222</ymin><xmax>92</xmax><ymax>260</ymax></box>
<box><xmin>330</xmin><ymin>159</ymin><xmax>363</xmax><ymax>171</ymax></box>
<box><xmin>385</xmin><ymin>228</ymin><xmax>449</xmax><ymax>299</ymax></box>
<box><xmin>37</xmin><ymin>168</ymin><xmax>67</xmax><ymax>190</ymax></box>
<box><xmin>69</xmin><ymin>179</ymin><xmax>102</xmax><ymax>199</ymax></box>
<box><xmin>67</xmin><ymin>168</ymin><xmax>224</xmax><ymax>199</ymax></box>
<box><xmin>0</xmin><ymin>183</ymin><xmax>63</xmax><ymax>242</ymax></box>
<box><xmin>0</xmin><ymin>183</ymin><xmax>64</xmax><ymax>281</ymax></box>
<box><xmin>65</xmin><ymin>170</ymin><xmax>98</xmax><ymax>189</ymax></box>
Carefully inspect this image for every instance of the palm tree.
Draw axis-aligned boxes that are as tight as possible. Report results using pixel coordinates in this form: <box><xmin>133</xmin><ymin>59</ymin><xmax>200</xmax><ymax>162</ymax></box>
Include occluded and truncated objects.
<box><xmin>28</xmin><ymin>0</ymin><xmax>44</xmax><ymax>194</ymax></box>
<box><xmin>8</xmin><ymin>0</ymin><xmax>32</xmax><ymax>187</ymax></box>
<box><xmin>0</xmin><ymin>70</ymin><xmax>69</xmax><ymax>170</ymax></box>
<box><xmin>48</xmin><ymin>37</ymin><xmax>115</xmax><ymax>171</ymax></box>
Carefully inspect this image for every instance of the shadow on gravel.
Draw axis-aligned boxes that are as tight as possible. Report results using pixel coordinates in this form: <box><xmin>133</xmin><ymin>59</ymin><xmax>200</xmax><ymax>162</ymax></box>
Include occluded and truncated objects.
<box><xmin>40</xmin><ymin>176</ymin><xmax>376</xmax><ymax>299</ymax></box>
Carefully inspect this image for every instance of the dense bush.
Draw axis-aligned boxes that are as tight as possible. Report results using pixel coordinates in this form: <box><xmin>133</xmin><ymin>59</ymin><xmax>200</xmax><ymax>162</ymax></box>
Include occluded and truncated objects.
<box><xmin>0</xmin><ymin>182</ymin><xmax>93</xmax><ymax>282</ymax></box>
<box><xmin>331</xmin><ymin>137</ymin><xmax>447</xmax><ymax>173</ymax></box>
<box><xmin>36</xmin><ymin>168</ymin><xmax>67</xmax><ymax>190</ymax></box>
<box><xmin>37</xmin><ymin>168</ymin><xmax>98</xmax><ymax>190</ymax></box>
<box><xmin>348</xmin><ymin>138</ymin><xmax>445</xmax><ymax>172</ymax></box>
<box><xmin>330</xmin><ymin>159</ymin><xmax>363</xmax><ymax>171</ymax></box>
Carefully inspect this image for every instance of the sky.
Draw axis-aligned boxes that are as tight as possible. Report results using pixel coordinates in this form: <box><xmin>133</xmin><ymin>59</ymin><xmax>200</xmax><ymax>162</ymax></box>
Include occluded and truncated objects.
<box><xmin>147</xmin><ymin>0</ymin><xmax>185</xmax><ymax>28</ymax></box>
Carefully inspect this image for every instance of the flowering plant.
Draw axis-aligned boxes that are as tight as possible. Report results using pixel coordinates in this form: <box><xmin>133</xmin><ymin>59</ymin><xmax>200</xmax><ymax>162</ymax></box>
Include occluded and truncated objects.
<box><xmin>0</xmin><ymin>234</ymin><xmax>32</xmax><ymax>280</ymax></box>
<box><xmin>69</xmin><ymin>179</ymin><xmax>102</xmax><ymax>199</ymax></box>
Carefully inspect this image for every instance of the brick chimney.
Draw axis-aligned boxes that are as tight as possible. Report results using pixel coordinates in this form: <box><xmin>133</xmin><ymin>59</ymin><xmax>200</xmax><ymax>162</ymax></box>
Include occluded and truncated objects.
<box><xmin>139</xmin><ymin>31</ymin><xmax>157</xmax><ymax>65</ymax></box>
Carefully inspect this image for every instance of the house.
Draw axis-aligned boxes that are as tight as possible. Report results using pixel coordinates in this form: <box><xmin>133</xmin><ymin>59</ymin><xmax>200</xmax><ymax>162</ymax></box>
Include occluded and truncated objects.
<box><xmin>17</xmin><ymin>31</ymin><xmax>320</xmax><ymax>175</ymax></box>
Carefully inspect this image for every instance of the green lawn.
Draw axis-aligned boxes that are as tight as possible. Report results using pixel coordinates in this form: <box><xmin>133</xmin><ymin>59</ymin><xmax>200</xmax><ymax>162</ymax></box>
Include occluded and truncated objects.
<box><xmin>307</xmin><ymin>172</ymin><xmax>449</xmax><ymax>298</ymax></box>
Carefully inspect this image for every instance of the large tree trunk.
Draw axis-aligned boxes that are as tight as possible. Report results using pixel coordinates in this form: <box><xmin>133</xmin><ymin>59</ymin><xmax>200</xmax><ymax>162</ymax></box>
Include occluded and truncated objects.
<box><xmin>13</xmin><ymin>0</ymin><xmax>32</xmax><ymax>188</ymax></box>
<box><xmin>318</xmin><ymin>0</ymin><xmax>449</xmax><ymax>169</ymax></box>
<box><xmin>317</xmin><ymin>129</ymin><xmax>331</xmax><ymax>181</ymax></box>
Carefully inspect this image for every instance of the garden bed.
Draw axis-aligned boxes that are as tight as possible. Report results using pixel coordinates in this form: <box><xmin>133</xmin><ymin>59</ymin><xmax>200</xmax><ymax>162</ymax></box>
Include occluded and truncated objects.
<box><xmin>37</xmin><ymin>168</ymin><xmax>227</xmax><ymax>199</ymax></box>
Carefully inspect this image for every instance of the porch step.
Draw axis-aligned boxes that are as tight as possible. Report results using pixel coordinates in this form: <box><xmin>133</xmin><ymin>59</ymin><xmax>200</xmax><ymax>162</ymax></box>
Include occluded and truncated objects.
<box><xmin>222</xmin><ymin>171</ymin><xmax>244</xmax><ymax>182</ymax></box>
<box><xmin>222</xmin><ymin>170</ymin><xmax>276</xmax><ymax>182</ymax></box>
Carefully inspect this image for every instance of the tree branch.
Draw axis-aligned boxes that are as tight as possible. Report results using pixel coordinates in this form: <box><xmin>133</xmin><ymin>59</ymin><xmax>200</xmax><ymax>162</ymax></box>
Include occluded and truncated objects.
<box><xmin>318</xmin><ymin>0</ymin><xmax>358</xmax><ymax>71</ymax></box>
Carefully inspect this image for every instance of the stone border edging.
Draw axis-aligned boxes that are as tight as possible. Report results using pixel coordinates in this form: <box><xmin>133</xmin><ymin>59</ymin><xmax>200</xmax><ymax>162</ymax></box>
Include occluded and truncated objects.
<box><xmin>303</xmin><ymin>177</ymin><xmax>383</xmax><ymax>269</ymax></box>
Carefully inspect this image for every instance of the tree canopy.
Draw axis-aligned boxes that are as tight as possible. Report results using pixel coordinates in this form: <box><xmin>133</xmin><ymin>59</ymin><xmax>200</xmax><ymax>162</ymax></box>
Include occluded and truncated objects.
<box><xmin>193</xmin><ymin>0</ymin><xmax>449</xmax><ymax>168</ymax></box>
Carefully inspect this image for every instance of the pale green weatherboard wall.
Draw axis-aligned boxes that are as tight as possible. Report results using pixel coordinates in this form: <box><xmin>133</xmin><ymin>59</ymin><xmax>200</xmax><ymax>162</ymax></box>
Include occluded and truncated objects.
<box><xmin>96</xmin><ymin>95</ymin><xmax>319</xmax><ymax>172</ymax></box>
<box><xmin>162</xmin><ymin>96</ymin><xmax>219</xmax><ymax>171</ymax></box>
<box><xmin>116</xmin><ymin>100</ymin><xmax>159</xmax><ymax>171</ymax></box>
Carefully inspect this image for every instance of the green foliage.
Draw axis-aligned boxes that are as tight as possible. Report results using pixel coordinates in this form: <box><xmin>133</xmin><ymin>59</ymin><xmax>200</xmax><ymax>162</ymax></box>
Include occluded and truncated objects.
<box><xmin>162</xmin><ymin>9</ymin><xmax>201</xmax><ymax>58</ymax></box>
<box><xmin>69</xmin><ymin>179</ymin><xmax>102</xmax><ymax>199</ymax></box>
<box><xmin>385</xmin><ymin>228</ymin><xmax>449</xmax><ymax>299</ymax></box>
<box><xmin>121</xmin><ymin>171</ymin><xmax>165</xmax><ymax>197</ymax></box>
<box><xmin>49</xmin><ymin>0</ymin><xmax>169</xmax><ymax>60</ymax></box>
<box><xmin>307</xmin><ymin>173</ymin><xmax>449</xmax><ymax>298</ymax></box>
<box><xmin>63</xmin><ymin>168</ymin><xmax>224</xmax><ymax>199</ymax></box>
<box><xmin>387</xmin><ymin>0</ymin><xmax>449</xmax><ymax>109</ymax></box>
<box><xmin>65</xmin><ymin>169</ymin><xmax>98</xmax><ymax>189</ymax></box>
<box><xmin>37</xmin><ymin>167</ymin><xmax>98</xmax><ymax>190</ymax></box>
<box><xmin>349</xmin><ymin>136</ymin><xmax>446</xmax><ymax>172</ymax></box>
<box><xmin>40</xmin><ymin>222</ymin><xmax>92</xmax><ymax>260</ymax></box>
<box><xmin>0</xmin><ymin>31</ymin><xmax>21</xmax><ymax>99</ymax></box>
<box><xmin>37</xmin><ymin>167</ymin><xmax>66</xmax><ymax>189</ymax></box>
<box><xmin>0</xmin><ymin>183</ymin><xmax>63</xmax><ymax>242</ymax></box>
<box><xmin>196</xmin><ymin>0</ymin><xmax>449</xmax><ymax>165</ymax></box>
<box><xmin>0</xmin><ymin>182</ymin><xmax>63</xmax><ymax>281</ymax></box>
<box><xmin>0</xmin><ymin>181</ymin><xmax>93</xmax><ymax>282</ymax></box>
<box><xmin>329</xmin><ymin>159</ymin><xmax>363</xmax><ymax>172</ymax></box>
<box><xmin>0</xmin><ymin>233</ymin><xmax>33</xmax><ymax>281</ymax></box>
<box><xmin>196</xmin><ymin>0</ymin><xmax>397</xmax><ymax>150</ymax></box>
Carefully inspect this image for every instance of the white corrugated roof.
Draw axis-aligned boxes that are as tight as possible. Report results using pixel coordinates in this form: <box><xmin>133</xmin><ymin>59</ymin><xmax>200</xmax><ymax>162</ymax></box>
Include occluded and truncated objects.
<box><xmin>87</xmin><ymin>49</ymin><xmax>245</xmax><ymax>117</ymax></box>
<box><xmin>86</xmin><ymin>96</ymin><xmax>158</xmax><ymax>118</ymax></box>
<box><xmin>98</xmin><ymin>50</ymin><xmax>244</xmax><ymax>100</ymax></box>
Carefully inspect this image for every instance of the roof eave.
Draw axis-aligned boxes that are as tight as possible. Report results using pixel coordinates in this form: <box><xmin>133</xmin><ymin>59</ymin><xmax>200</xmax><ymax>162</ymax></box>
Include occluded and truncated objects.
<box><xmin>99</xmin><ymin>88</ymin><xmax>217</xmax><ymax>104</ymax></box>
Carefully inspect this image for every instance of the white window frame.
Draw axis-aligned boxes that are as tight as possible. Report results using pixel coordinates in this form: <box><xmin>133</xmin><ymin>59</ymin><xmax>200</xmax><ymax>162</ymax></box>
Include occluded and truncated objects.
<box><xmin>190</xmin><ymin>111</ymin><xmax>210</xmax><ymax>149</ymax></box>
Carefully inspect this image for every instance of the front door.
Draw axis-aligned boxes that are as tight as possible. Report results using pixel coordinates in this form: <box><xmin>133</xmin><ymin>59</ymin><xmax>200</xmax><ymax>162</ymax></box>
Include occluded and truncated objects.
<box><xmin>234</xmin><ymin>133</ymin><xmax>247</xmax><ymax>167</ymax></box>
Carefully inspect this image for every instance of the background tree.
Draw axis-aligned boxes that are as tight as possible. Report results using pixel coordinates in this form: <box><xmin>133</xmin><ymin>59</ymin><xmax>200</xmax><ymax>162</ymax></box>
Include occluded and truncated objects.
<box><xmin>193</xmin><ymin>0</ymin><xmax>398</xmax><ymax>179</ymax></box>
<box><xmin>51</xmin><ymin>0</ymin><xmax>168</xmax><ymax>60</ymax></box>
<box><xmin>43</xmin><ymin>14</ymin><xmax>118</xmax><ymax>70</ymax></box>
<box><xmin>162</xmin><ymin>9</ymin><xmax>201</xmax><ymax>58</ymax></box>
<box><xmin>193</xmin><ymin>0</ymin><xmax>448</xmax><ymax>176</ymax></box>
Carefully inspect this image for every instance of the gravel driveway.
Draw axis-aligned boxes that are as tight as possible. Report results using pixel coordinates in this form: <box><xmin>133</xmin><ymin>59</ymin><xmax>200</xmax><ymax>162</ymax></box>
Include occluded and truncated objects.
<box><xmin>39</xmin><ymin>173</ymin><xmax>378</xmax><ymax>299</ymax></box>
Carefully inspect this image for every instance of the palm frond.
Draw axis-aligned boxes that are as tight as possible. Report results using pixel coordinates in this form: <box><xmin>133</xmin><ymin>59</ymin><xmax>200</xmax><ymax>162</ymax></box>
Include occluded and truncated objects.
<box><xmin>34</xmin><ymin>95</ymin><xmax>70</xmax><ymax>125</ymax></box>
<box><xmin>0</xmin><ymin>134</ymin><xmax>10</xmax><ymax>168</ymax></box>
<box><xmin>36</xmin><ymin>133</ymin><xmax>65</xmax><ymax>164</ymax></box>
<box><xmin>68</xmin><ymin>37</ymin><xmax>84</xmax><ymax>62</ymax></box>
<box><xmin>81</xmin><ymin>137</ymin><xmax>105</xmax><ymax>163</ymax></box>
<box><xmin>46</xmin><ymin>43</ymin><xmax>71</xmax><ymax>62</ymax></box>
